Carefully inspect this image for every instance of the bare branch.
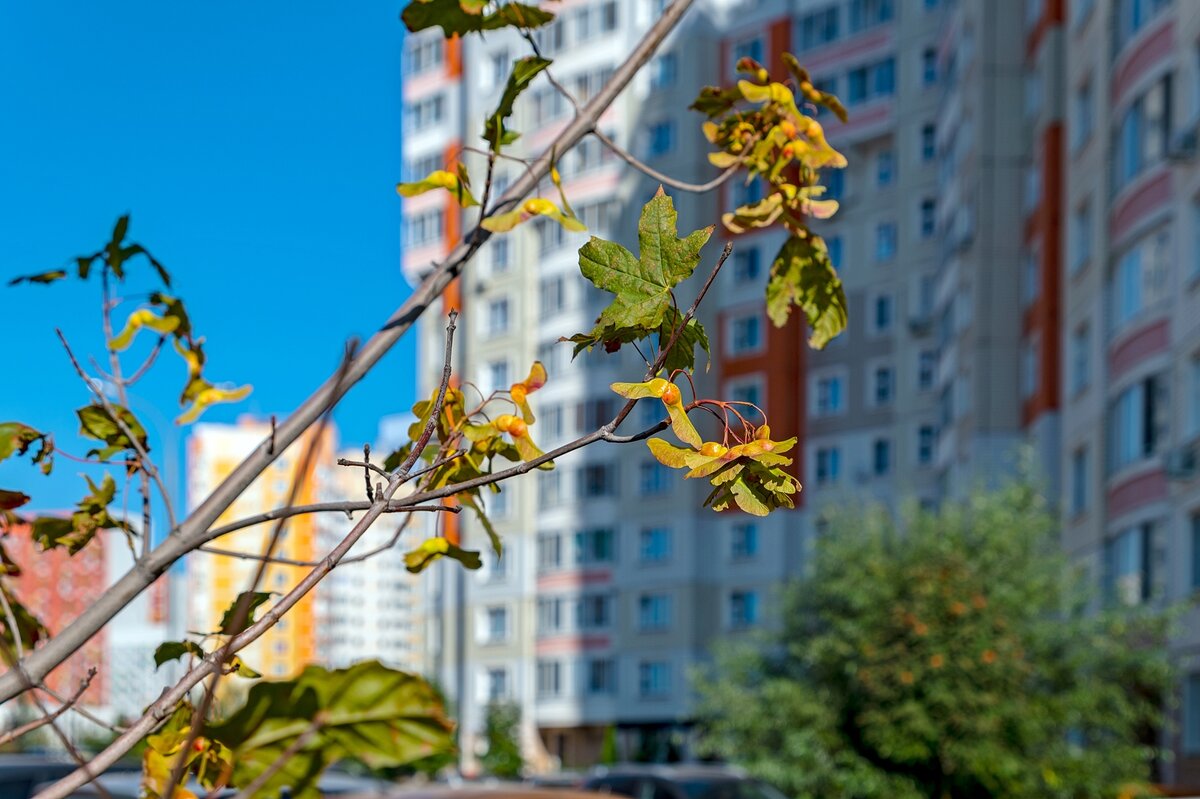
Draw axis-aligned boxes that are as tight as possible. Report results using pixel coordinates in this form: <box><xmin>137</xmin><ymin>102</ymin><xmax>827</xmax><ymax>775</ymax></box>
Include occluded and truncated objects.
<box><xmin>590</xmin><ymin>129</ymin><xmax>744</xmax><ymax>193</ymax></box>
<box><xmin>0</xmin><ymin>669</ymin><xmax>98</xmax><ymax>747</ymax></box>
<box><xmin>55</xmin><ymin>329</ymin><xmax>179</xmax><ymax>538</ymax></box>
<box><xmin>126</xmin><ymin>335</ymin><xmax>166</xmax><ymax>385</ymax></box>
<box><xmin>4</xmin><ymin>0</ymin><xmax>696</xmax><ymax>711</ymax></box>
<box><xmin>201</xmin><ymin>501</ymin><xmax>456</xmax><ymax>544</ymax></box>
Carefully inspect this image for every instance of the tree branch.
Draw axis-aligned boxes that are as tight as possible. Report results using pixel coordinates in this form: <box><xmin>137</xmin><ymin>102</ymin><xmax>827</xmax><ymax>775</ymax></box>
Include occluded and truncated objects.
<box><xmin>0</xmin><ymin>668</ymin><xmax>98</xmax><ymax>747</ymax></box>
<box><xmin>590</xmin><ymin>129</ymin><xmax>744</xmax><ymax>193</ymax></box>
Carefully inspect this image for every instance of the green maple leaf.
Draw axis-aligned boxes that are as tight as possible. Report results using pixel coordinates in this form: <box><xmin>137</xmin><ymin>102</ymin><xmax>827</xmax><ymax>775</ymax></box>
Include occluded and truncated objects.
<box><xmin>482</xmin><ymin>56</ymin><xmax>552</xmax><ymax>152</ymax></box>
<box><xmin>766</xmin><ymin>234</ymin><xmax>847</xmax><ymax>349</ymax></box>
<box><xmin>571</xmin><ymin>186</ymin><xmax>713</xmax><ymax>368</ymax></box>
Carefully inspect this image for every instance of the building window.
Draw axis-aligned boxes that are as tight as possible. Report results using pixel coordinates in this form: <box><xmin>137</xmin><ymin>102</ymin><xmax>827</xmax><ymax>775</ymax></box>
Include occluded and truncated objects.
<box><xmin>587</xmin><ymin>658</ymin><xmax>617</xmax><ymax>694</ymax></box>
<box><xmin>1070</xmin><ymin>448</ymin><xmax>1088</xmax><ymax>516</ymax></box>
<box><xmin>732</xmin><ymin>248</ymin><xmax>761</xmax><ymax>282</ymax></box>
<box><xmin>731</xmin><ymin>523</ymin><xmax>758</xmax><ymax>559</ymax></box>
<box><xmin>539</xmin><ymin>469</ymin><xmax>562</xmax><ymax>509</ymax></box>
<box><xmin>848</xmin><ymin>0</ymin><xmax>894</xmax><ymax>33</ymax></box>
<box><xmin>921</xmin><ymin>123</ymin><xmax>936</xmax><ymax>161</ymax></box>
<box><xmin>872</xmin><ymin>438</ymin><xmax>891</xmax><ymax>475</ymax></box>
<box><xmin>1071</xmin><ymin>325</ymin><xmax>1090</xmax><ymax>395</ymax></box>
<box><xmin>922</xmin><ymin>48</ymin><xmax>938</xmax><ymax>86</ymax></box>
<box><xmin>648</xmin><ymin>121</ymin><xmax>675</xmax><ymax>157</ymax></box>
<box><xmin>540</xmin><ymin>276</ymin><xmax>566</xmax><ymax>317</ymax></box>
<box><xmin>1073</xmin><ymin>79</ymin><xmax>1094</xmax><ymax>151</ymax></box>
<box><xmin>485</xmin><ymin>605</ymin><xmax>508</xmax><ymax>643</ymax></box>
<box><xmin>1070</xmin><ymin>202</ymin><xmax>1092</xmax><ymax>272</ymax></box>
<box><xmin>918</xmin><ymin>425</ymin><xmax>935</xmax><ymax>465</ymax></box>
<box><xmin>599</xmin><ymin>0</ymin><xmax>618</xmax><ymax>30</ymax></box>
<box><xmin>404</xmin><ymin>152</ymin><xmax>444</xmax><ymax>182</ymax></box>
<box><xmin>534</xmin><ymin>18</ymin><xmax>564</xmax><ymax>53</ymax></box>
<box><xmin>826</xmin><ymin>235</ymin><xmax>843</xmax><ymax>268</ymax></box>
<box><xmin>732</xmin><ymin>178</ymin><xmax>764</xmax><ymax>209</ymax></box>
<box><xmin>487</xmin><ymin>667</ymin><xmax>509</xmax><ymax>701</ymax></box>
<box><xmin>487</xmin><ymin>49</ymin><xmax>511</xmax><ymax>88</ymax></box>
<box><xmin>578</xmin><ymin>594</ymin><xmax>614</xmax><ymax>629</ymax></box>
<box><xmin>492</xmin><ymin>237</ymin><xmax>510</xmax><ymax>272</ymax></box>
<box><xmin>639</xmin><ymin>527</ymin><xmax>672</xmax><ymax>563</ymax></box>
<box><xmin>1110</xmin><ymin>230</ymin><xmax>1170</xmax><ymax>334</ymax></box>
<box><xmin>1025</xmin><ymin>70</ymin><xmax>1042</xmax><ymax>118</ymax></box>
<box><xmin>538</xmin><ymin>532</ymin><xmax>562</xmax><ymax>572</ymax></box>
<box><xmin>847</xmin><ymin>58</ymin><xmax>896</xmax><ymax>104</ymax></box>
<box><xmin>920</xmin><ymin>198</ymin><xmax>936</xmax><ymax>238</ymax></box>
<box><xmin>578</xmin><ymin>463</ymin><xmax>617</xmax><ymax>499</ymax></box>
<box><xmin>579</xmin><ymin>198</ymin><xmax>619</xmax><ymax>231</ymax></box>
<box><xmin>1109</xmin><ymin>376</ymin><xmax>1167</xmax><ymax>472</ymax></box>
<box><xmin>650</xmin><ymin>53</ymin><xmax>677</xmax><ymax>89</ymax></box>
<box><xmin>536</xmin><ymin>217</ymin><xmax>566</xmax><ymax>254</ymax></box>
<box><xmin>873</xmin><ymin>294</ymin><xmax>894</xmax><ymax>333</ymax></box>
<box><xmin>815</xmin><ymin>375</ymin><xmax>844</xmax><ymax>416</ymax></box>
<box><xmin>733</xmin><ymin>36</ymin><xmax>763</xmax><ymax>64</ymax></box>
<box><xmin>729</xmin><ymin>313</ymin><xmax>763</xmax><ymax>354</ymax></box>
<box><xmin>1113</xmin><ymin>76</ymin><xmax>1171</xmax><ymax>192</ymax></box>
<box><xmin>639</xmin><ymin>460</ymin><xmax>670</xmax><ymax>496</ymax></box>
<box><xmin>537</xmin><ymin>598</ymin><xmax>564</xmax><ymax>634</ymax></box>
<box><xmin>876</xmin><ymin>149</ymin><xmax>894</xmax><ymax>186</ymax></box>
<box><xmin>404</xmin><ymin>36</ymin><xmax>443</xmax><ymax>76</ymax></box>
<box><xmin>576</xmin><ymin>528</ymin><xmax>616</xmax><ymax>564</ymax></box>
<box><xmin>727</xmin><ymin>377</ymin><xmax>764</xmax><ymax>423</ymax></box>
<box><xmin>729</xmin><ymin>590</ymin><xmax>759</xmax><ymax>629</ymax></box>
<box><xmin>487</xmin><ymin>297</ymin><xmax>510</xmax><ymax>335</ymax></box>
<box><xmin>875</xmin><ymin>222</ymin><xmax>897</xmax><ymax>261</ymax></box>
<box><xmin>918</xmin><ymin>350</ymin><xmax>937</xmax><ymax>391</ymax></box>
<box><xmin>405</xmin><ymin>94</ymin><xmax>446</xmax><ymax>132</ymax></box>
<box><xmin>799</xmin><ymin>8</ymin><xmax>839</xmax><ymax>50</ymax></box>
<box><xmin>638</xmin><ymin>594</ymin><xmax>672</xmax><ymax>631</ymax></box>
<box><xmin>816</xmin><ymin>446</ymin><xmax>841</xmax><ymax>484</ymax></box>
<box><xmin>873</xmin><ymin>366</ymin><xmax>894</xmax><ymax>406</ymax></box>
<box><xmin>484</xmin><ymin>360</ymin><xmax>509</xmax><ymax>396</ymax></box>
<box><xmin>405</xmin><ymin>210</ymin><xmax>443</xmax><ymax>248</ymax></box>
<box><xmin>1190</xmin><ymin>357</ymin><xmax>1200</xmax><ymax>437</ymax></box>
<box><xmin>536</xmin><ymin>659</ymin><xmax>562</xmax><ymax>697</ymax></box>
<box><xmin>1020</xmin><ymin>337</ymin><xmax>1040</xmax><ymax>399</ymax></box>
<box><xmin>638</xmin><ymin>661</ymin><xmax>671</xmax><ymax>698</ymax></box>
<box><xmin>1104</xmin><ymin>523</ymin><xmax>1153</xmax><ymax>606</ymax></box>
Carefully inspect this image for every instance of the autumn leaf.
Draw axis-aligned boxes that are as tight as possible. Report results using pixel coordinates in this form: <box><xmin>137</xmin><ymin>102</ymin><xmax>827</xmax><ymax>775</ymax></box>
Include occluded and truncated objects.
<box><xmin>397</xmin><ymin>167</ymin><xmax>479</xmax><ymax>207</ymax></box>
<box><xmin>766</xmin><ymin>235</ymin><xmax>847</xmax><ymax>348</ymax></box>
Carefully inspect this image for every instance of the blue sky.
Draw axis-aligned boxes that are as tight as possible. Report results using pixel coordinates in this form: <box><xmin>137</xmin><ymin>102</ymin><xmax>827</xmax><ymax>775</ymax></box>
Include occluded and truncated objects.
<box><xmin>1</xmin><ymin>3</ymin><xmax>415</xmax><ymax>513</ymax></box>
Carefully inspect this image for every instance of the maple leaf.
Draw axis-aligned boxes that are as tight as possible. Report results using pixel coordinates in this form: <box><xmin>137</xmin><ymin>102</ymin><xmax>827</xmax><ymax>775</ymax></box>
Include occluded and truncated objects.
<box><xmin>766</xmin><ymin>234</ymin><xmax>847</xmax><ymax>348</ymax></box>
<box><xmin>569</xmin><ymin>187</ymin><xmax>713</xmax><ymax>367</ymax></box>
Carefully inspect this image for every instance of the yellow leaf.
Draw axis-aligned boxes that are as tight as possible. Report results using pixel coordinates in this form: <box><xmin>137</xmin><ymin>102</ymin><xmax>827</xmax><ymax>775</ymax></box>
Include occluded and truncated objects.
<box><xmin>646</xmin><ymin>438</ymin><xmax>699</xmax><ymax>469</ymax></box>
<box><xmin>665</xmin><ymin>395</ymin><xmax>701</xmax><ymax>448</ymax></box>
<box><xmin>396</xmin><ymin>169</ymin><xmax>479</xmax><ymax>207</ymax></box>
<box><xmin>109</xmin><ymin>308</ymin><xmax>181</xmax><ymax>351</ymax></box>
<box><xmin>176</xmin><ymin>385</ymin><xmax>252</xmax><ymax>425</ymax></box>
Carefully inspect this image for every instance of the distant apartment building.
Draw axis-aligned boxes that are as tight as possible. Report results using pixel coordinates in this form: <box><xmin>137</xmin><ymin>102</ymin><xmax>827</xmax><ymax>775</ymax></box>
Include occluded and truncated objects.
<box><xmin>187</xmin><ymin>418</ymin><xmax>335</xmax><ymax>679</ymax></box>
<box><xmin>314</xmin><ymin>439</ymin><xmax>424</xmax><ymax>674</ymax></box>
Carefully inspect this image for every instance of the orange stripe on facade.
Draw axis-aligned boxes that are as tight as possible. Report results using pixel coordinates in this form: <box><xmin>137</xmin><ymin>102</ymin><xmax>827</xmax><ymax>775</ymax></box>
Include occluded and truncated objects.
<box><xmin>446</xmin><ymin>36</ymin><xmax>462</xmax><ymax>79</ymax></box>
<box><xmin>1022</xmin><ymin>123</ymin><xmax>1063</xmax><ymax>427</ymax></box>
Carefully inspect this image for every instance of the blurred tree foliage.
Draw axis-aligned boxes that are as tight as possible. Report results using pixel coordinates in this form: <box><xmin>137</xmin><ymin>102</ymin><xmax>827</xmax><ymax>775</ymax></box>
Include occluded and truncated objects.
<box><xmin>480</xmin><ymin>701</ymin><xmax>524</xmax><ymax>779</ymax></box>
<box><xmin>695</xmin><ymin>485</ymin><xmax>1173</xmax><ymax>799</ymax></box>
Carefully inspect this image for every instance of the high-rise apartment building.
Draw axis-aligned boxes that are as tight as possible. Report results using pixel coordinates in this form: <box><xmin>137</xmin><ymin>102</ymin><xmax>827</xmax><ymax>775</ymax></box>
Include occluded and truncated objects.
<box><xmin>187</xmin><ymin>418</ymin><xmax>334</xmax><ymax>679</ymax></box>
<box><xmin>402</xmin><ymin>0</ymin><xmax>956</xmax><ymax>770</ymax></box>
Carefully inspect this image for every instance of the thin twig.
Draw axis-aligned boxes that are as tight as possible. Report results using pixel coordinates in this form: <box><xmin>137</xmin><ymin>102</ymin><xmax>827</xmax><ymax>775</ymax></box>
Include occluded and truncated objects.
<box><xmin>126</xmin><ymin>336</ymin><xmax>166</xmax><ymax>384</ymax></box>
<box><xmin>225</xmin><ymin>717</ymin><xmax>325</xmax><ymax>799</ymax></box>
<box><xmin>55</xmin><ymin>329</ymin><xmax>179</xmax><ymax>538</ymax></box>
<box><xmin>0</xmin><ymin>669</ymin><xmax>98</xmax><ymax>747</ymax></box>
<box><xmin>591</xmin><ymin>129</ymin><xmax>745</xmax><ymax>193</ymax></box>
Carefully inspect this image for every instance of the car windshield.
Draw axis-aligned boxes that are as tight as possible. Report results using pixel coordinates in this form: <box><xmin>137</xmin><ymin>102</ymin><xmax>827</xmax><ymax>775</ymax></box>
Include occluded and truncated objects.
<box><xmin>676</xmin><ymin>779</ymin><xmax>789</xmax><ymax>799</ymax></box>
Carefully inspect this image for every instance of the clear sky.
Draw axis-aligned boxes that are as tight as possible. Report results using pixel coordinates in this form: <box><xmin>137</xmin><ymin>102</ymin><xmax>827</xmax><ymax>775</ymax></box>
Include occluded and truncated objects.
<box><xmin>1</xmin><ymin>3</ymin><xmax>416</xmax><ymax>513</ymax></box>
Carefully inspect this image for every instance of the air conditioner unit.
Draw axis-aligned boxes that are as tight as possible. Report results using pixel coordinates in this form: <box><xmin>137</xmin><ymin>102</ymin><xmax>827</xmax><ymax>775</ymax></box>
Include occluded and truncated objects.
<box><xmin>1165</xmin><ymin>445</ymin><xmax>1197</xmax><ymax>480</ymax></box>
<box><xmin>908</xmin><ymin>313</ymin><xmax>933</xmax><ymax>336</ymax></box>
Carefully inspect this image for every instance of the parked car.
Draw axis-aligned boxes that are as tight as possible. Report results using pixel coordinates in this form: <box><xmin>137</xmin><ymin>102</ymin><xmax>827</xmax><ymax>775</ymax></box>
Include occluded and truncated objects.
<box><xmin>0</xmin><ymin>754</ymin><xmax>138</xmax><ymax>799</ymax></box>
<box><xmin>582</xmin><ymin>765</ymin><xmax>787</xmax><ymax>799</ymax></box>
<box><xmin>27</xmin><ymin>766</ymin><xmax>390</xmax><ymax>798</ymax></box>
